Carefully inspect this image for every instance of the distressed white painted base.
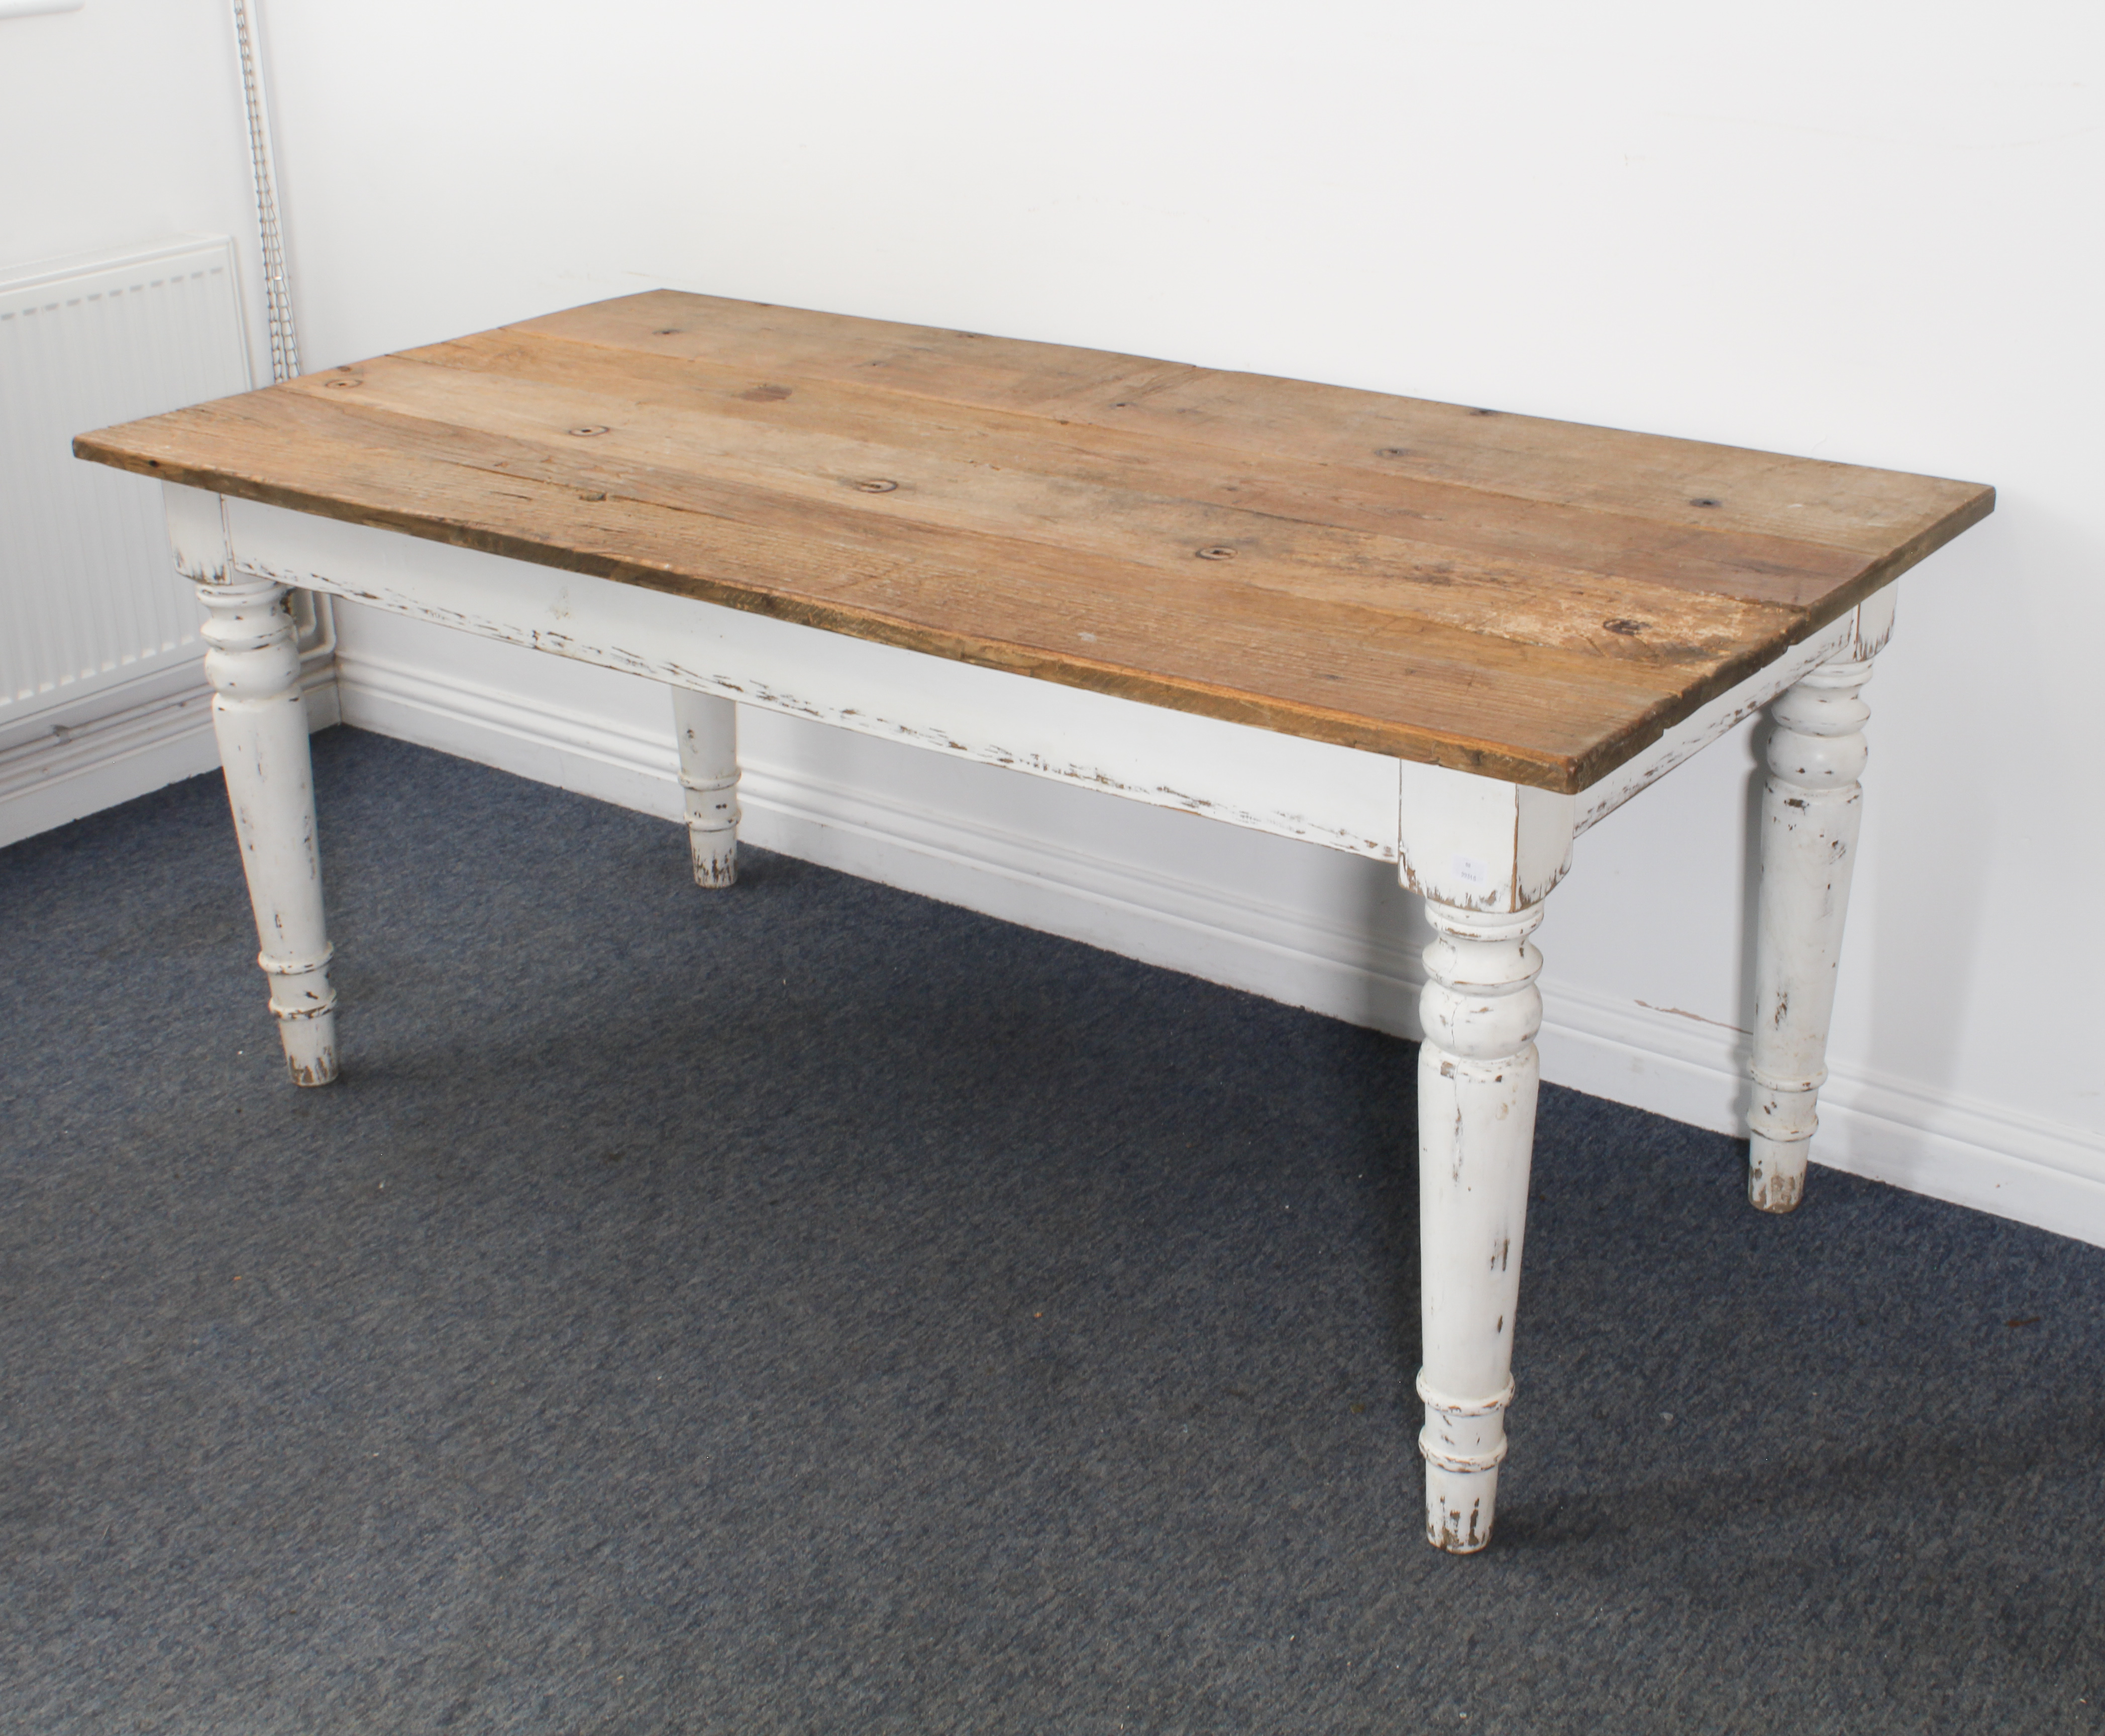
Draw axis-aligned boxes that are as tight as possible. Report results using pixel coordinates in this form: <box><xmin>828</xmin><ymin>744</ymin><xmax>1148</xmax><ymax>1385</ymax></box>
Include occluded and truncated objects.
<box><xmin>1416</xmin><ymin>897</ymin><xmax>1545</xmax><ymax>1553</ymax></box>
<box><xmin>672</xmin><ymin>687</ymin><xmax>740</xmax><ymax>888</ymax></box>
<box><xmin>325</xmin><ymin>626</ymin><xmax>2105</xmax><ymax>1248</ymax></box>
<box><xmin>198</xmin><ymin>571</ymin><xmax>337</xmax><ymax>1085</ymax></box>
<box><xmin>1747</xmin><ymin>595</ymin><xmax>1890</xmax><ymax>1211</ymax></box>
<box><xmin>162</xmin><ymin>481</ymin><xmax>2039</xmax><ymax>1563</ymax></box>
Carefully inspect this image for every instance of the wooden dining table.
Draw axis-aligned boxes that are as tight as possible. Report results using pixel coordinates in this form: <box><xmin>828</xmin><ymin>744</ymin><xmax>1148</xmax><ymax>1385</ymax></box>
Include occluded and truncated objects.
<box><xmin>75</xmin><ymin>291</ymin><xmax>1992</xmax><ymax>1552</ymax></box>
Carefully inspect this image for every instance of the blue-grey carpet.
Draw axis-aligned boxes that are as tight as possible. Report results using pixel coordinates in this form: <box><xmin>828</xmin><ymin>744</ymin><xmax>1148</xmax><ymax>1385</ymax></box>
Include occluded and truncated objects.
<box><xmin>2</xmin><ymin>726</ymin><xmax>2099</xmax><ymax>1734</ymax></box>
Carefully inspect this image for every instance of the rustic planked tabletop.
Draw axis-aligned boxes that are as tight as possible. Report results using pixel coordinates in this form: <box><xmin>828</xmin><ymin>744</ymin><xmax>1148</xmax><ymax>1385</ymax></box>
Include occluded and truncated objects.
<box><xmin>75</xmin><ymin>291</ymin><xmax>1990</xmax><ymax>792</ymax></box>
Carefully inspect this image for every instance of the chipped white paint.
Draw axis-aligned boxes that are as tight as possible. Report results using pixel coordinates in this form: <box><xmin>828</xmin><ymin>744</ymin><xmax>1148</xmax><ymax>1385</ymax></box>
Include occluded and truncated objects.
<box><xmin>1574</xmin><ymin>585</ymin><xmax>1897</xmax><ymax>837</ymax></box>
<box><xmin>672</xmin><ymin>687</ymin><xmax>740</xmax><ymax>888</ymax></box>
<box><xmin>1747</xmin><ymin>638</ymin><xmax>1880</xmax><ymax>1211</ymax></box>
<box><xmin>1573</xmin><ymin>608</ymin><xmax>1863</xmax><ymax>836</ymax></box>
<box><xmin>215</xmin><ymin>496</ymin><xmax>1406</xmax><ymax>863</ymax></box>
<box><xmin>1848</xmin><ymin>583</ymin><xmax>1899</xmax><ymax>662</ymax></box>
<box><xmin>1415</xmin><ymin>896</ymin><xmax>1544</xmax><ymax>1553</ymax></box>
<box><xmin>163</xmin><ymin>483</ymin><xmax>234</xmax><ymax>588</ymax></box>
<box><xmin>1399</xmin><ymin>588</ymin><xmax>1899</xmax><ymax>1548</ymax></box>
<box><xmin>187</xmin><ymin>514</ymin><xmax>336</xmax><ymax>1086</ymax></box>
<box><xmin>1398</xmin><ymin>760</ymin><xmax>1575</xmax><ymax>913</ymax></box>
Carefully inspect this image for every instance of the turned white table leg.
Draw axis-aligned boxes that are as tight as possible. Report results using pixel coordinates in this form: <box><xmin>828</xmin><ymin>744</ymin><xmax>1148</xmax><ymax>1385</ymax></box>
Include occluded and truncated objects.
<box><xmin>672</xmin><ymin>688</ymin><xmax>741</xmax><ymax>889</ymax></box>
<box><xmin>1746</xmin><ymin>653</ymin><xmax>1874</xmax><ymax>1210</ymax></box>
<box><xmin>1417</xmin><ymin>896</ymin><xmax>1544</xmax><ymax>1553</ymax></box>
<box><xmin>199</xmin><ymin>572</ymin><xmax>337</xmax><ymax>1086</ymax></box>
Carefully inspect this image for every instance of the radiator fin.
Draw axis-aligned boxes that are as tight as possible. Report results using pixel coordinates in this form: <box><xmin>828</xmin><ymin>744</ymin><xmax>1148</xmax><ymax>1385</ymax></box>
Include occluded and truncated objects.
<box><xmin>1</xmin><ymin>237</ymin><xmax>253</xmax><ymax>715</ymax></box>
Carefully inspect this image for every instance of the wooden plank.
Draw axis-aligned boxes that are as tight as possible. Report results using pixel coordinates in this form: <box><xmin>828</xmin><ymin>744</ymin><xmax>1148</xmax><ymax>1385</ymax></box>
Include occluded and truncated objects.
<box><xmin>74</xmin><ymin>290</ymin><xmax>1994</xmax><ymax>793</ymax></box>
<box><xmin>517</xmin><ymin>293</ymin><xmax>1992</xmax><ymax>567</ymax></box>
<box><xmin>85</xmin><ymin>393</ymin><xmax>1672</xmax><ymax>784</ymax></box>
<box><xmin>408</xmin><ymin>329</ymin><xmax>1879</xmax><ymax>612</ymax></box>
<box><xmin>280</xmin><ymin>353</ymin><xmax>1799</xmax><ymax>674</ymax></box>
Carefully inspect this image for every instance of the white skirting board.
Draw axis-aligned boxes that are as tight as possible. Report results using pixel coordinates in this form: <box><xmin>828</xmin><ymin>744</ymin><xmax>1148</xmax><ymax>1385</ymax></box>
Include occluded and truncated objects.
<box><xmin>316</xmin><ymin>637</ymin><xmax>2103</xmax><ymax>1251</ymax></box>
<box><xmin>0</xmin><ymin>660</ymin><xmax>339</xmax><ymax>850</ymax></box>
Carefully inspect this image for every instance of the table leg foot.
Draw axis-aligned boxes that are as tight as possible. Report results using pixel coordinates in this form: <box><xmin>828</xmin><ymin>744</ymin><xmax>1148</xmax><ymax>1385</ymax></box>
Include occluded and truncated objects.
<box><xmin>272</xmin><ymin>1000</ymin><xmax>339</xmax><ymax>1088</ymax></box>
<box><xmin>1748</xmin><ymin>653</ymin><xmax>1874</xmax><ymax>1212</ymax></box>
<box><xmin>1417</xmin><ymin>897</ymin><xmax>1543</xmax><ymax>1553</ymax></box>
<box><xmin>1748</xmin><ymin>1133</ymin><xmax>1808</xmax><ymax>1214</ymax></box>
<box><xmin>672</xmin><ymin>688</ymin><xmax>740</xmax><ymax>889</ymax></box>
<box><xmin>1421</xmin><ymin>1392</ymin><xmax>1510</xmax><ymax>1554</ymax></box>
<box><xmin>200</xmin><ymin>571</ymin><xmax>337</xmax><ymax>1086</ymax></box>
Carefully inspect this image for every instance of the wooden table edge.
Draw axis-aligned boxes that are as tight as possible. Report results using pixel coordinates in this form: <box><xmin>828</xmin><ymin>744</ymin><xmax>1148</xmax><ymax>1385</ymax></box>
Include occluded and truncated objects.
<box><xmin>70</xmin><ymin>433</ymin><xmax>1994</xmax><ymax>797</ymax></box>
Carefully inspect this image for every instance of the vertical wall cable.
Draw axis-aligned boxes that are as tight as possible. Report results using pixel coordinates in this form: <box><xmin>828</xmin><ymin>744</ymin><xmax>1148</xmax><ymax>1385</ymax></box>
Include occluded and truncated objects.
<box><xmin>230</xmin><ymin>0</ymin><xmax>300</xmax><ymax>383</ymax></box>
<box><xmin>229</xmin><ymin>0</ymin><xmax>333</xmax><ymax>657</ymax></box>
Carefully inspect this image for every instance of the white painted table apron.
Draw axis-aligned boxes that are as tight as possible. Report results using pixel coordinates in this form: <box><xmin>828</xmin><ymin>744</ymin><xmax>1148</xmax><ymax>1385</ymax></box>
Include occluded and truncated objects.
<box><xmin>166</xmin><ymin>479</ymin><xmax>1893</xmax><ymax>1555</ymax></box>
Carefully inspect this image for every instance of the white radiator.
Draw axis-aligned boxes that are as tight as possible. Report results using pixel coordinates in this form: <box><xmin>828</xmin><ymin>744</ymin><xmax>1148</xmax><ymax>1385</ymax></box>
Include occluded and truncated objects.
<box><xmin>0</xmin><ymin>234</ymin><xmax>333</xmax><ymax>847</ymax></box>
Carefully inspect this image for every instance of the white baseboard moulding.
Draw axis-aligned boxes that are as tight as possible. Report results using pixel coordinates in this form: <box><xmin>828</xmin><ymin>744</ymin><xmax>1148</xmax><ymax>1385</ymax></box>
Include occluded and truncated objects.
<box><xmin>0</xmin><ymin>656</ymin><xmax>339</xmax><ymax>851</ymax></box>
<box><xmin>311</xmin><ymin>639</ymin><xmax>2100</xmax><ymax>1252</ymax></box>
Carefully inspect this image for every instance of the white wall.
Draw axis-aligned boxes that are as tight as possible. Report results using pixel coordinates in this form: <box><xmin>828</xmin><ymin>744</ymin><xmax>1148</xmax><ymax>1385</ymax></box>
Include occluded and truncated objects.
<box><xmin>1</xmin><ymin>0</ymin><xmax>268</xmax><ymax>379</ymax></box>
<box><xmin>9</xmin><ymin>1</ymin><xmax>2102</xmax><ymax>1235</ymax></box>
<box><xmin>0</xmin><ymin>0</ymin><xmax>338</xmax><ymax>835</ymax></box>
